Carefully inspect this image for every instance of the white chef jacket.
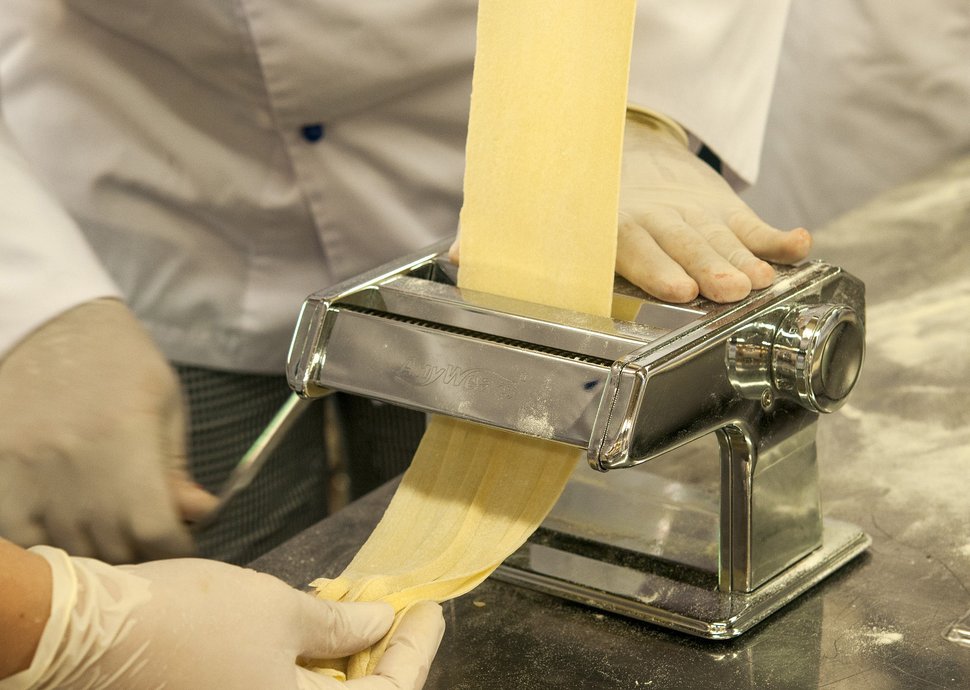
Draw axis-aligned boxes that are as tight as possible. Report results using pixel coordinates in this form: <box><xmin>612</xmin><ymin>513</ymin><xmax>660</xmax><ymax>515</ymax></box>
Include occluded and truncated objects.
<box><xmin>742</xmin><ymin>0</ymin><xmax>970</xmax><ymax>230</ymax></box>
<box><xmin>0</xmin><ymin>0</ymin><xmax>790</xmax><ymax>373</ymax></box>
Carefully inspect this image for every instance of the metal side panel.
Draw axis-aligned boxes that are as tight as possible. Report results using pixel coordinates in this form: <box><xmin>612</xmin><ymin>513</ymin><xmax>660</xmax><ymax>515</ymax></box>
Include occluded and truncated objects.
<box><xmin>311</xmin><ymin>308</ymin><xmax>612</xmax><ymax>447</ymax></box>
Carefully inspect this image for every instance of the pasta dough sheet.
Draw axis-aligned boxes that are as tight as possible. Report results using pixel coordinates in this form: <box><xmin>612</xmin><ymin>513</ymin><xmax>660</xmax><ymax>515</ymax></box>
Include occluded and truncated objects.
<box><xmin>311</xmin><ymin>0</ymin><xmax>635</xmax><ymax>679</ymax></box>
<box><xmin>458</xmin><ymin>0</ymin><xmax>632</xmax><ymax>316</ymax></box>
<box><xmin>313</xmin><ymin>417</ymin><xmax>581</xmax><ymax>677</ymax></box>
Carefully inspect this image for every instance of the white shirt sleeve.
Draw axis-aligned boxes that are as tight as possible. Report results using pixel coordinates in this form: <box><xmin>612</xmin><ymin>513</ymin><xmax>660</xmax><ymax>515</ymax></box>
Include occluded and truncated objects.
<box><xmin>0</xmin><ymin>119</ymin><xmax>120</xmax><ymax>359</ymax></box>
<box><xmin>629</xmin><ymin>1</ymin><xmax>792</xmax><ymax>186</ymax></box>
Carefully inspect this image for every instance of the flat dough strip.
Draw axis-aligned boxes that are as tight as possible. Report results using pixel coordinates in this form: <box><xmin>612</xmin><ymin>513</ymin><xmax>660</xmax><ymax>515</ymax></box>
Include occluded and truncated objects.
<box><xmin>311</xmin><ymin>0</ymin><xmax>635</xmax><ymax>678</ymax></box>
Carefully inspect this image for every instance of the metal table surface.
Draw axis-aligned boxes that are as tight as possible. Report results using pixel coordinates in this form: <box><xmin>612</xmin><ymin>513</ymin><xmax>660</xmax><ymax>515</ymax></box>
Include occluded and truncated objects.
<box><xmin>252</xmin><ymin>157</ymin><xmax>970</xmax><ymax>688</ymax></box>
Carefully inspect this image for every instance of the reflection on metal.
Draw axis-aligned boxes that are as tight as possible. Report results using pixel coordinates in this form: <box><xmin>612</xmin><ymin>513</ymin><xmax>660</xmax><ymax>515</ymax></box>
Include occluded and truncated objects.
<box><xmin>946</xmin><ymin>608</ymin><xmax>970</xmax><ymax>649</ymax></box>
<box><xmin>728</xmin><ymin>303</ymin><xmax>865</xmax><ymax>414</ymax></box>
<box><xmin>286</xmin><ymin>240</ymin><xmax>870</xmax><ymax>638</ymax></box>
<box><xmin>495</xmin><ymin>437</ymin><xmax>870</xmax><ymax>638</ymax></box>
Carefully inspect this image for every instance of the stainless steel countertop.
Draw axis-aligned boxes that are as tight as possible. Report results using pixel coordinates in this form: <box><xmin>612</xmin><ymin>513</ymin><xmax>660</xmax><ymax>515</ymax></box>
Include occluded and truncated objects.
<box><xmin>252</xmin><ymin>157</ymin><xmax>970</xmax><ymax>688</ymax></box>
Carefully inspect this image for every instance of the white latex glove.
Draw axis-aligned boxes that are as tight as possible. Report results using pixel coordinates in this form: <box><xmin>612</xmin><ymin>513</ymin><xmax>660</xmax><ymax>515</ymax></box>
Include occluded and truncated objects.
<box><xmin>0</xmin><ymin>298</ymin><xmax>216</xmax><ymax>563</ymax></box>
<box><xmin>2</xmin><ymin>546</ymin><xmax>444</xmax><ymax>690</ymax></box>
<box><xmin>616</xmin><ymin>109</ymin><xmax>812</xmax><ymax>303</ymax></box>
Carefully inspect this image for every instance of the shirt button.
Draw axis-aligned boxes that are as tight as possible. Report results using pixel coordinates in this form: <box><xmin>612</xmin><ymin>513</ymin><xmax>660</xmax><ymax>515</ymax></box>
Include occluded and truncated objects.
<box><xmin>300</xmin><ymin>123</ymin><xmax>325</xmax><ymax>142</ymax></box>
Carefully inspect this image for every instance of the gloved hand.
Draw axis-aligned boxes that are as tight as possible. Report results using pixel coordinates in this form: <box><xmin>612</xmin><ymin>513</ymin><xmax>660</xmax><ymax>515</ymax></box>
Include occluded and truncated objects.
<box><xmin>0</xmin><ymin>298</ymin><xmax>217</xmax><ymax>563</ymax></box>
<box><xmin>3</xmin><ymin>546</ymin><xmax>445</xmax><ymax>689</ymax></box>
<box><xmin>616</xmin><ymin>108</ymin><xmax>812</xmax><ymax>303</ymax></box>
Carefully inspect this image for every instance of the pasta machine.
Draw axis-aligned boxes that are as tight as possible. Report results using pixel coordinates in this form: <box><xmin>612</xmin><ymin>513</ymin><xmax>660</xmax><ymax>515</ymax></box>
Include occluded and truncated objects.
<box><xmin>286</xmin><ymin>239</ymin><xmax>870</xmax><ymax>639</ymax></box>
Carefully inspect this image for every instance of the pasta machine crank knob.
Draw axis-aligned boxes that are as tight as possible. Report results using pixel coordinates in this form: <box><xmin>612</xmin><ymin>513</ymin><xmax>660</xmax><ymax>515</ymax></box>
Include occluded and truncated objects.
<box><xmin>770</xmin><ymin>304</ymin><xmax>865</xmax><ymax>413</ymax></box>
